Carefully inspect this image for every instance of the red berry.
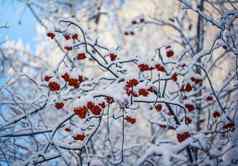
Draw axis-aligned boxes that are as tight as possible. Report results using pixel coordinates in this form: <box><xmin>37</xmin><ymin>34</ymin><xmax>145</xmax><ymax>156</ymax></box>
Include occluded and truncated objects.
<box><xmin>109</xmin><ymin>53</ymin><xmax>117</xmax><ymax>61</ymax></box>
<box><xmin>185</xmin><ymin>104</ymin><xmax>195</xmax><ymax>112</ymax></box>
<box><xmin>74</xmin><ymin>106</ymin><xmax>87</xmax><ymax>119</ymax></box>
<box><xmin>61</xmin><ymin>73</ymin><xmax>70</xmax><ymax>82</ymax></box>
<box><xmin>64</xmin><ymin>128</ymin><xmax>71</xmax><ymax>132</ymax></box>
<box><xmin>138</xmin><ymin>64</ymin><xmax>151</xmax><ymax>72</ymax></box>
<box><xmin>64</xmin><ymin>46</ymin><xmax>73</xmax><ymax>51</ymax></box>
<box><xmin>125</xmin><ymin>116</ymin><xmax>136</xmax><ymax>124</ymax></box>
<box><xmin>124</xmin><ymin>32</ymin><xmax>129</xmax><ymax>36</ymax></box>
<box><xmin>47</xmin><ymin>32</ymin><xmax>55</xmax><ymax>39</ymax></box>
<box><xmin>184</xmin><ymin>83</ymin><xmax>192</xmax><ymax>92</ymax></box>
<box><xmin>138</xmin><ymin>88</ymin><xmax>149</xmax><ymax>97</ymax></box>
<box><xmin>77</xmin><ymin>53</ymin><xmax>86</xmax><ymax>60</ymax></box>
<box><xmin>91</xmin><ymin>105</ymin><xmax>102</xmax><ymax>115</ymax></box>
<box><xmin>166</xmin><ymin>50</ymin><xmax>174</xmax><ymax>57</ymax></box>
<box><xmin>223</xmin><ymin>122</ymin><xmax>235</xmax><ymax>130</ymax></box>
<box><xmin>86</xmin><ymin>101</ymin><xmax>102</xmax><ymax>115</ymax></box>
<box><xmin>55</xmin><ymin>102</ymin><xmax>64</xmax><ymax>109</ymax></box>
<box><xmin>177</xmin><ymin>132</ymin><xmax>191</xmax><ymax>142</ymax></box>
<box><xmin>99</xmin><ymin>102</ymin><xmax>106</xmax><ymax>108</ymax></box>
<box><xmin>73</xmin><ymin>133</ymin><xmax>86</xmax><ymax>141</ymax></box>
<box><xmin>90</xmin><ymin>105</ymin><xmax>102</xmax><ymax>115</ymax></box>
<box><xmin>44</xmin><ymin>75</ymin><xmax>52</xmax><ymax>82</ymax></box>
<box><xmin>131</xmin><ymin>20</ymin><xmax>137</xmax><ymax>24</ymax></box>
<box><xmin>126</xmin><ymin>88</ymin><xmax>138</xmax><ymax>97</ymax></box>
<box><xmin>171</xmin><ymin>73</ymin><xmax>178</xmax><ymax>82</ymax></box>
<box><xmin>155</xmin><ymin>64</ymin><xmax>166</xmax><ymax>72</ymax></box>
<box><xmin>68</xmin><ymin>78</ymin><xmax>80</xmax><ymax>88</ymax></box>
<box><xmin>185</xmin><ymin>117</ymin><xmax>192</xmax><ymax>124</ymax></box>
<box><xmin>87</xmin><ymin>101</ymin><xmax>95</xmax><ymax>110</ymax></box>
<box><xmin>213</xmin><ymin>111</ymin><xmax>221</xmax><ymax>118</ymax></box>
<box><xmin>206</xmin><ymin>96</ymin><xmax>213</xmax><ymax>101</ymax></box>
<box><xmin>64</xmin><ymin>34</ymin><xmax>71</xmax><ymax>40</ymax></box>
<box><xmin>105</xmin><ymin>96</ymin><xmax>114</xmax><ymax>104</ymax></box>
<box><xmin>155</xmin><ymin>104</ymin><xmax>162</xmax><ymax>112</ymax></box>
<box><xmin>72</xmin><ymin>34</ymin><xmax>79</xmax><ymax>40</ymax></box>
<box><xmin>126</xmin><ymin>79</ymin><xmax>139</xmax><ymax>87</ymax></box>
<box><xmin>48</xmin><ymin>81</ymin><xmax>60</xmax><ymax>92</ymax></box>
<box><xmin>159</xmin><ymin>124</ymin><xmax>166</xmax><ymax>128</ymax></box>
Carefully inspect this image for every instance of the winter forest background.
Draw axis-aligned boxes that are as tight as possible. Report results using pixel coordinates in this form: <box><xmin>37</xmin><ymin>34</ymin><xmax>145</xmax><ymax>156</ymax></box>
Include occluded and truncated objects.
<box><xmin>0</xmin><ymin>0</ymin><xmax>238</xmax><ymax>165</ymax></box>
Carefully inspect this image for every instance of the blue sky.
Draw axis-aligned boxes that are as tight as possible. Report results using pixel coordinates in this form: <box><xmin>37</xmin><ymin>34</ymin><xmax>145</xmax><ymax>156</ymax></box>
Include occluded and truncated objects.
<box><xmin>0</xmin><ymin>1</ymin><xmax>36</xmax><ymax>51</ymax></box>
<box><xmin>0</xmin><ymin>0</ymin><xmax>126</xmax><ymax>52</ymax></box>
<box><xmin>0</xmin><ymin>1</ymin><xmax>36</xmax><ymax>83</ymax></box>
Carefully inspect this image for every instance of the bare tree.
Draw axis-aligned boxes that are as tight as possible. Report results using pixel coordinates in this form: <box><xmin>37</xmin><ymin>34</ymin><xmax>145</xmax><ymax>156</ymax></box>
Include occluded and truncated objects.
<box><xmin>0</xmin><ymin>0</ymin><xmax>238</xmax><ymax>165</ymax></box>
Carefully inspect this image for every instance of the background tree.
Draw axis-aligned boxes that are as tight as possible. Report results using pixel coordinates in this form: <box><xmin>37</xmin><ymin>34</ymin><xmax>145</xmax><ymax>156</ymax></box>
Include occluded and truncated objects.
<box><xmin>0</xmin><ymin>0</ymin><xmax>238</xmax><ymax>165</ymax></box>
